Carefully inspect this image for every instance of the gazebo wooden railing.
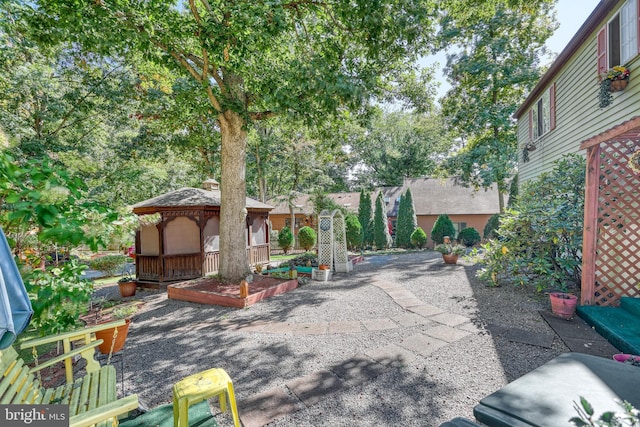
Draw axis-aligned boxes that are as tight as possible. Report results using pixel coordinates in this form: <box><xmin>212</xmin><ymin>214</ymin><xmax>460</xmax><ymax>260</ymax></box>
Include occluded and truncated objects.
<box><xmin>137</xmin><ymin>243</ymin><xmax>271</xmax><ymax>283</ymax></box>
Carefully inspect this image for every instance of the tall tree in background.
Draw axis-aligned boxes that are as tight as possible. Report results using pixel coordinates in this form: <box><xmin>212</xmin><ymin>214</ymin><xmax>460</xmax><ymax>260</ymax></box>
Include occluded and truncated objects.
<box><xmin>395</xmin><ymin>188</ymin><xmax>418</xmax><ymax>248</ymax></box>
<box><xmin>438</xmin><ymin>1</ymin><xmax>556</xmax><ymax>212</ymax></box>
<box><xmin>28</xmin><ymin>1</ymin><xmax>436</xmax><ymax>282</ymax></box>
<box><xmin>350</xmin><ymin>110</ymin><xmax>452</xmax><ymax>187</ymax></box>
<box><xmin>374</xmin><ymin>192</ymin><xmax>392</xmax><ymax>249</ymax></box>
<box><xmin>358</xmin><ymin>191</ymin><xmax>374</xmax><ymax>248</ymax></box>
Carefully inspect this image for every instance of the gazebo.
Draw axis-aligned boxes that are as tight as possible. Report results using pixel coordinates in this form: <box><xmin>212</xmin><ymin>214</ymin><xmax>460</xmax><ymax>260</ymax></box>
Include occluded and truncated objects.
<box><xmin>132</xmin><ymin>179</ymin><xmax>272</xmax><ymax>284</ymax></box>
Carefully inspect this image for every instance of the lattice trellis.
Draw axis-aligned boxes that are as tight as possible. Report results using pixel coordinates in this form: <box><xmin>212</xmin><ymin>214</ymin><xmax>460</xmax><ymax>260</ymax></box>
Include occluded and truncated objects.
<box><xmin>593</xmin><ymin>140</ymin><xmax>640</xmax><ymax>306</ymax></box>
<box><xmin>317</xmin><ymin>210</ymin><xmax>351</xmax><ymax>273</ymax></box>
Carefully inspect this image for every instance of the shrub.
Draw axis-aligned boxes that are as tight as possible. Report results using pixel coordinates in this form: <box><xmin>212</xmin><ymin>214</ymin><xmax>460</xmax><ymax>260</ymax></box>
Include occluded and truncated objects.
<box><xmin>374</xmin><ymin>192</ymin><xmax>392</xmax><ymax>249</ymax></box>
<box><xmin>477</xmin><ymin>154</ymin><xmax>585</xmax><ymax>291</ymax></box>
<box><xmin>345</xmin><ymin>214</ymin><xmax>363</xmax><ymax>250</ymax></box>
<box><xmin>298</xmin><ymin>226</ymin><xmax>317</xmax><ymax>251</ymax></box>
<box><xmin>483</xmin><ymin>213</ymin><xmax>501</xmax><ymax>239</ymax></box>
<box><xmin>358</xmin><ymin>191</ymin><xmax>374</xmax><ymax>247</ymax></box>
<box><xmin>89</xmin><ymin>254</ymin><xmax>129</xmax><ymax>277</ymax></box>
<box><xmin>289</xmin><ymin>252</ymin><xmax>318</xmax><ymax>267</ymax></box>
<box><xmin>410</xmin><ymin>227</ymin><xmax>427</xmax><ymax>248</ymax></box>
<box><xmin>395</xmin><ymin>189</ymin><xmax>418</xmax><ymax>248</ymax></box>
<box><xmin>458</xmin><ymin>227</ymin><xmax>481</xmax><ymax>247</ymax></box>
<box><xmin>278</xmin><ymin>227</ymin><xmax>294</xmax><ymax>254</ymax></box>
<box><xmin>431</xmin><ymin>214</ymin><xmax>456</xmax><ymax>244</ymax></box>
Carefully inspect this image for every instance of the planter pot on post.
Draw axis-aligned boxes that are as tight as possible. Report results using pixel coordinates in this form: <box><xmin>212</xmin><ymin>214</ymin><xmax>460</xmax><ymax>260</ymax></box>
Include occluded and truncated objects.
<box><xmin>549</xmin><ymin>292</ymin><xmax>578</xmax><ymax>319</ymax></box>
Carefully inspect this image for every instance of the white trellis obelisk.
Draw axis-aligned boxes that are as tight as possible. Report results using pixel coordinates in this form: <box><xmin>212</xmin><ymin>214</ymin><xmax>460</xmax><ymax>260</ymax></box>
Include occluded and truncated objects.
<box><xmin>317</xmin><ymin>209</ymin><xmax>352</xmax><ymax>273</ymax></box>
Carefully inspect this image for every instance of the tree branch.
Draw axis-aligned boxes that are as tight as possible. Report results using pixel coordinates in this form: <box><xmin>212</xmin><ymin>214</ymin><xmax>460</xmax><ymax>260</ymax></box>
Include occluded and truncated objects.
<box><xmin>249</xmin><ymin>111</ymin><xmax>276</xmax><ymax>121</ymax></box>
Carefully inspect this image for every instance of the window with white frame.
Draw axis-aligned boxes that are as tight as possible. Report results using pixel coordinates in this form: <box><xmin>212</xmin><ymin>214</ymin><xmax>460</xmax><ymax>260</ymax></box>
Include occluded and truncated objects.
<box><xmin>600</xmin><ymin>0</ymin><xmax>638</xmax><ymax>72</ymax></box>
<box><xmin>529</xmin><ymin>84</ymin><xmax>555</xmax><ymax>141</ymax></box>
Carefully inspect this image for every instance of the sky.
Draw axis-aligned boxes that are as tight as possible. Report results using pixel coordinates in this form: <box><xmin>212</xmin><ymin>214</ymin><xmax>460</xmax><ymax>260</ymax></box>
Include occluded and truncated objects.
<box><xmin>429</xmin><ymin>0</ymin><xmax>602</xmax><ymax>99</ymax></box>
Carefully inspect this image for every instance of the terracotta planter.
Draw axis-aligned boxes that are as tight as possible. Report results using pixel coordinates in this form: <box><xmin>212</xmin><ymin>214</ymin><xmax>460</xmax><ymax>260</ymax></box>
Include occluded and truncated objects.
<box><xmin>318</xmin><ymin>264</ymin><xmax>329</xmax><ymax>271</ymax></box>
<box><xmin>609</xmin><ymin>79</ymin><xmax>629</xmax><ymax>92</ymax></box>
<box><xmin>549</xmin><ymin>292</ymin><xmax>578</xmax><ymax>319</ymax></box>
<box><xmin>118</xmin><ymin>280</ymin><xmax>137</xmax><ymax>298</ymax></box>
<box><xmin>95</xmin><ymin>318</ymin><xmax>131</xmax><ymax>354</ymax></box>
<box><xmin>442</xmin><ymin>254</ymin><xmax>459</xmax><ymax>264</ymax></box>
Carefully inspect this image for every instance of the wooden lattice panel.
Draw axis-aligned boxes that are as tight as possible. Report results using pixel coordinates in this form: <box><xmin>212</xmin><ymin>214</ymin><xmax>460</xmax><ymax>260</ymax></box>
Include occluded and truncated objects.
<box><xmin>594</xmin><ymin>140</ymin><xmax>640</xmax><ymax>306</ymax></box>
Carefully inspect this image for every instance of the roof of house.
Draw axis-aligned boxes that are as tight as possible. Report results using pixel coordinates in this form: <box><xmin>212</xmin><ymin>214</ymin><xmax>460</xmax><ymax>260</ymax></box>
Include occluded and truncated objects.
<box><xmin>132</xmin><ymin>187</ymin><xmax>273</xmax><ymax>211</ymax></box>
<box><xmin>267</xmin><ymin>178</ymin><xmax>501</xmax><ymax>217</ymax></box>
<box><xmin>379</xmin><ymin>177</ymin><xmax>501</xmax><ymax>217</ymax></box>
<box><xmin>267</xmin><ymin>192</ymin><xmax>361</xmax><ymax>215</ymax></box>
<box><xmin>515</xmin><ymin>0</ymin><xmax>615</xmax><ymax>119</ymax></box>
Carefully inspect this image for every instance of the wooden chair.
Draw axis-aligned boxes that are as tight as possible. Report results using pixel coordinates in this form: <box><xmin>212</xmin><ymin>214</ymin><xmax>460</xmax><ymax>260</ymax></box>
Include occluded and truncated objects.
<box><xmin>1</xmin><ymin>320</ymin><xmax>138</xmax><ymax>427</ymax></box>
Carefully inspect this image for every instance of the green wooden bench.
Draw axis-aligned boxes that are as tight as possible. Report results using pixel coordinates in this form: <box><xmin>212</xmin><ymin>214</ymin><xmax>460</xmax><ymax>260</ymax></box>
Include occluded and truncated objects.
<box><xmin>0</xmin><ymin>320</ymin><xmax>138</xmax><ymax>427</ymax></box>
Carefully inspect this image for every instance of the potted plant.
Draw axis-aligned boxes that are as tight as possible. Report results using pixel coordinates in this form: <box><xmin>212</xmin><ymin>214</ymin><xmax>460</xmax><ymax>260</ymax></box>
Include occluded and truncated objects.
<box><xmin>599</xmin><ymin>65</ymin><xmax>630</xmax><ymax>108</ymax></box>
<box><xmin>94</xmin><ymin>304</ymin><xmax>137</xmax><ymax>354</ymax></box>
<box><xmin>117</xmin><ymin>272</ymin><xmax>137</xmax><ymax>297</ymax></box>
<box><xmin>549</xmin><ymin>291</ymin><xmax>578</xmax><ymax>319</ymax></box>
<box><xmin>81</xmin><ymin>299</ymin><xmax>141</xmax><ymax>354</ymax></box>
<box><xmin>434</xmin><ymin>240</ymin><xmax>466</xmax><ymax>264</ymax></box>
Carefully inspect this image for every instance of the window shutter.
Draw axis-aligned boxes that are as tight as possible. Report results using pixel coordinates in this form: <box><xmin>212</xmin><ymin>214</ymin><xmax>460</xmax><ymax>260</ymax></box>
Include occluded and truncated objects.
<box><xmin>528</xmin><ymin>109</ymin><xmax>533</xmax><ymax>141</ymax></box>
<box><xmin>549</xmin><ymin>83</ymin><xmax>556</xmax><ymax>131</ymax></box>
<box><xmin>597</xmin><ymin>26</ymin><xmax>607</xmax><ymax>76</ymax></box>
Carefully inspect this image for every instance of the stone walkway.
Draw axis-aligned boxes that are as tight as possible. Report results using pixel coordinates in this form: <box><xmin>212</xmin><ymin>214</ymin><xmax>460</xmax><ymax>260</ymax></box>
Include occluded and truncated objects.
<box><xmin>121</xmin><ymin>252</ymin><xmax>618</xmax><ymax>427</ymax></box>
<box><xmin>234</xmin><ymin>278</ymin><xmax>475</xmax><ymax>427</ymax></box>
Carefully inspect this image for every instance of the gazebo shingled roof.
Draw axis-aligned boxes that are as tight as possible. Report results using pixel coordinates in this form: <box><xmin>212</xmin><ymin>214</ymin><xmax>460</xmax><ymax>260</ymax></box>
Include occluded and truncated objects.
<box><xmin>132</xmin><ymin>187</ymin><xmax>272</xmax><ymax>212</ymax></box>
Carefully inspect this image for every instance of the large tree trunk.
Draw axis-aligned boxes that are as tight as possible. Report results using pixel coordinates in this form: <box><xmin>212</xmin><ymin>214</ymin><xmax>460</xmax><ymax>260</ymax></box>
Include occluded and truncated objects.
<box><xmin>218</xmin><ymin>109</ymin><xmax>249</xmax><ymax>283</ymax></box>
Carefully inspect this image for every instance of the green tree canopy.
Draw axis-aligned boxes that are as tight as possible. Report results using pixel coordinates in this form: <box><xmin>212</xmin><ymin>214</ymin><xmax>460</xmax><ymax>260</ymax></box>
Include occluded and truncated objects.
<box><xmin>350</xmin><ymin>110</ymin><xmax>452</xmax><ymax>187</ymax></box>
<box><xmin>438</xmin><ymin>1</ymin><xmax>556</xmax><ymax>211</ymax></box>
<box><xmin>27</xmin><ymin>0</ymin><xmax>438</xmax><ymax>281</ymax></box>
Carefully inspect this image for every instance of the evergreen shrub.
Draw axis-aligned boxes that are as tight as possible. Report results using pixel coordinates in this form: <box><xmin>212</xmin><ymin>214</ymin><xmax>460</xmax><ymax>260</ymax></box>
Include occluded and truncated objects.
<box><xmin>395</xmin><ymin>189</ymin><xmax>418</xmax><ymax>248</ymax></box>
<box><xmin>345</xmin><ymin>214</ymin><xmax>363</xmax><ymax>250</ymax></box>
<box><xmin>458</xmin><ymin>227</ymin><xmax>481</xmax><ymax>247</ymax></box>
<box><xmin>374</xmin><ymin>193</ymin><xmax>392</xmax><ymax>249</ymax></box>
<box><xmin>483</xmin><ymin>214</ymin><xmax>501</xmax><ymax>239</ymax></box>
<box><xmin>431</xmin><ymin>214</ymin><xmax>456</xmax><ymax>244</ymax></box>
<box><xmin>297</xmin><ymin>226</ymin><xmax>317</xmax><ymax>251</ymax></box>
<box><xmin>410</xmin><ymin>227</ymin><xmax>427</xmax><ymax>248</ymax></box>
<box><xmin>278</xmin><ymin>227</ymin><xmax>294</xmax><ymax>254</ymax></box>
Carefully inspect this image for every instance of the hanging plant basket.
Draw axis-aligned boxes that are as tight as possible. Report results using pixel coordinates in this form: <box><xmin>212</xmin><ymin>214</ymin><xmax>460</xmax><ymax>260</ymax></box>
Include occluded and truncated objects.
<box><xmin>609</xmin><ymin>78</ymin><xmax>629</xmax><ymax>92</ymax></box>
<box><xmin>599</xmin><ymin>65</ymin><xmax>630</xmax><ymax>108</ymax></box>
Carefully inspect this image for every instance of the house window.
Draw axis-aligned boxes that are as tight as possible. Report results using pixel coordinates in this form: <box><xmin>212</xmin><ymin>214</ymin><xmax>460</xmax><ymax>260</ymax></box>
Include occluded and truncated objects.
<box><xmin>528</xmin><ymin>84</ymin><xmax>555</xmax><ymax>141</ymax></box>
<box><xmin>452</xmin><ymin>222</ymin><xmax>467</xmax><ymax>236</ymax></box>
<box><xmin>599</xmin><ymin>0</ymin><xmax>638</xmax><ymax>74</ymax></box>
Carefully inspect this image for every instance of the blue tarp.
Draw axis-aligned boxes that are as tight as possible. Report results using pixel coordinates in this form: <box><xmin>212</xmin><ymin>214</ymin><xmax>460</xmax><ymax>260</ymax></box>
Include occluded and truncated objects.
<box><xmin>0</xmin><ymin>226</ymin><xmax>33</xmax><ymax>349</ymax></box>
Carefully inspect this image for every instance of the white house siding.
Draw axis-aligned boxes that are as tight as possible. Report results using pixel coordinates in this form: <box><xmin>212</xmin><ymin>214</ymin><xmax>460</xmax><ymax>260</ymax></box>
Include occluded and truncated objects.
<box><xmin>518</xmin><ymin>0</ymin><xmax>640</xmax><ymax>182</ymax></box>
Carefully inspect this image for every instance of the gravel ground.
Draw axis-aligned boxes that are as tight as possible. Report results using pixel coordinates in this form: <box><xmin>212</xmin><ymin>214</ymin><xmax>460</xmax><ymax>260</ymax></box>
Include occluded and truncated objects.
<box><xmin>101</xmin><ymin>251</ymin><xmax>568</xmax><ymax>426</ymax></box>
